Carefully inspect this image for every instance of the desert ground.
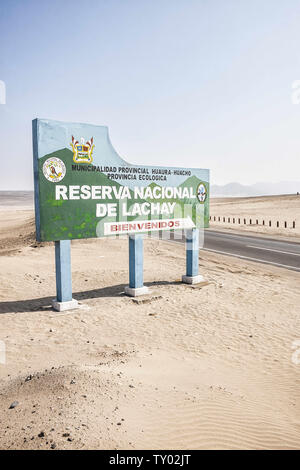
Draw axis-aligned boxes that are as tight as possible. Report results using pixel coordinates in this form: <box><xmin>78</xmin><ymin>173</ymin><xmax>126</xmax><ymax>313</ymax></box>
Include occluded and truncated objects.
<box><xmin>0</xmin><ymin>193</ymin><xmax>300</xmax><ymax>450</ymax></box>
<box><xmin>210</xmin><ymin>194</ymin><xmax>300</xmax><ymax>241</ymax></box>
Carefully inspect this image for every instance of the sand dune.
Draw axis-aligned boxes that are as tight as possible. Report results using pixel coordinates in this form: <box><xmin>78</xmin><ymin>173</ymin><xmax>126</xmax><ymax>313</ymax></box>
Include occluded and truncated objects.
<box><xmin>0</xmin><ymin>208</ymin><xmax>300</xmax><ymax>449</ymax></box>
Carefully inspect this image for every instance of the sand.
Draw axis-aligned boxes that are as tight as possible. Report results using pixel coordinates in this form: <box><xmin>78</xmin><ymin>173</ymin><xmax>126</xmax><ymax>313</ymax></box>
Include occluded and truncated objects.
<box><xmin>0</xmin><ymin>204</ymin><xmax>300</xmax><ymax>450</ymax></box>
<box><xmin>210</xmin><ymin>194</ymin><xmax>300</xmax><ymax>240</ymax></box>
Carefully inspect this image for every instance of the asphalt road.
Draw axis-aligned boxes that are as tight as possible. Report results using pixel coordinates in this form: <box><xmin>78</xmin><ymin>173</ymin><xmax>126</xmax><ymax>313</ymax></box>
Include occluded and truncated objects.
<box><xmin>202</xmin><ymin>230</ymin><xmax>300</xmax><ymax>272</ymax></box>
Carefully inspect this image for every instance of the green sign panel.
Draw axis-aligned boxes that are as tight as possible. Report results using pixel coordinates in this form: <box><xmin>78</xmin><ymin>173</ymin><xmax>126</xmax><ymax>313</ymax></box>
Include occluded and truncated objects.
<box><xmin>33</xmin><ymin>119</ymin><xmax>209</xmax><ymax>242</ymax></box>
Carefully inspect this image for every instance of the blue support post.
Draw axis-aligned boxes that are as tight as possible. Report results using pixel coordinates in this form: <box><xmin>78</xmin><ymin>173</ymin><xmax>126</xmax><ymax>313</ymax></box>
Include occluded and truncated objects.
<box><xmin>52</xmin><ymin>240</ymin><xmax>78</xmax><ymax>311</ymax></box>
<box><xmin>55</xmin><ymin>240</ymin><xmax>72</xmax><ymax>302</ymax></box>
<box><xmin>125</xmin><ymin>234</ymin><xmax>149</xmax><ymax>296</ymax></box>
<box><xmin>182</xmin><ymin>228</ymin><xmax>204</xmax><ymax>284</ymax></box>
<box><xmin>129</xmin><ymin>234</ymin><xmax>144</xmax><ymax>289</ymax></box>
<box><xmin>186</xmin><ymin>228</ymin><xmax>199</xmax><ymax>277</ymax></box>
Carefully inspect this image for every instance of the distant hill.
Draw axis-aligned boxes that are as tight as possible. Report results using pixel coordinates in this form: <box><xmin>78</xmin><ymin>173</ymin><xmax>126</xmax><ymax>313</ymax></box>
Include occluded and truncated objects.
<box><xmin>0</xmin><ymin>191</ymin><xmax>34</xmax><ymax>207</ymax></box>
<box><xmin>211</xmin><ymin>181</ymin><xmax>300</xmax><ymax>198</ymax></box>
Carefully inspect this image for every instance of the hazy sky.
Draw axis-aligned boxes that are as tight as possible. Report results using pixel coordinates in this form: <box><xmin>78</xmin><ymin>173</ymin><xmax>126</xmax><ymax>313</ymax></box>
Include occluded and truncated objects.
<box><xmin>1</xmin><ymin>0</ymin><xmax>300</xmax><ymax>190</ymax></box>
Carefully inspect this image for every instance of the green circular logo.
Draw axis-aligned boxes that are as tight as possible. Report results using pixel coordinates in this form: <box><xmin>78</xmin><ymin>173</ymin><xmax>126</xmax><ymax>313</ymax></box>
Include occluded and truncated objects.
<box><xmin>197</xmin><ymin>182</ymin><xmax>207</xmax><ymax>203</ymax></box>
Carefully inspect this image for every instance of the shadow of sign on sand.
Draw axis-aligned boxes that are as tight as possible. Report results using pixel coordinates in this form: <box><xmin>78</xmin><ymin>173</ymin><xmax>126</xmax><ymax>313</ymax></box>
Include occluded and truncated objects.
<box><xmin>0</xmin><ymin>280</ymin><xmax>184</xmax><ymax>314</ymax></box>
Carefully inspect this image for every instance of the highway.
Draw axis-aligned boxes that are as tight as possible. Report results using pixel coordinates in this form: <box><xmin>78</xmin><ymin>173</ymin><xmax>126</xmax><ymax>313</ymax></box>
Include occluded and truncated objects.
<box><xmin>202</xmin><ymin>230</ymin><xmax>300</xmax><ymax>272</ymax></box>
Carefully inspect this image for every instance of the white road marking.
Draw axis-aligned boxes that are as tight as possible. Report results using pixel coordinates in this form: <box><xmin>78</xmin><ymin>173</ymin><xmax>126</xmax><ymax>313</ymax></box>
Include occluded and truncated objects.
<box><xmin>203</xmin><ymin>248</ymin><xmax>300</xmax><ymax>271</ymax></box>
<box><xmin>207</xmin><ymin>230</ymin><xmax>300</xmax><ymax>248</ymax></box>
<box><xmin>246</xmin><ymin>245</ymin><xmax>300</xmax><ymax>256</ymax></box>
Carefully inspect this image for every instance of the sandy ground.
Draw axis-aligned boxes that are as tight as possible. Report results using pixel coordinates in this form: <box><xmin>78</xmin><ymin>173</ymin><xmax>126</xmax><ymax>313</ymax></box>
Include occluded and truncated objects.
<box><xmin>210</xmin><ymin>195</ymin><xmax>300</xmax><ymax>241</ymax></box>
<box><xmin>0</xmin><ymin>206</ymin><xmax>300</xmax><ymax>450</ymax></box>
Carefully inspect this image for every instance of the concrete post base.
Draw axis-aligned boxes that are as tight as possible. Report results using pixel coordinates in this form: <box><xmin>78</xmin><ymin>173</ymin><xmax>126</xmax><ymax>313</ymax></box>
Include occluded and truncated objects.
<box><xmin>124</xmin><ymin>286</ymin><xmax>150</xmax><ymax>297</ymax></box>
<box><xmin>182</xmin><ymin>274</ymin><xmax>205</xmax><ymax>285</ymax></box>
<box><xmin>52</xmin><ymin>298</ymin><xmax>79</xmax><ymax>312</ymax></box>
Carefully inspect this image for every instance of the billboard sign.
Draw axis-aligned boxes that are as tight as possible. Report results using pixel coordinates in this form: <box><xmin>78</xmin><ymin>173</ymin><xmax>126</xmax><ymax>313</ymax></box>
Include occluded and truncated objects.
<box><xmin>33</xmin><ymin>119</ymin><xmax>209</xmax><ymax>242</ymax></box>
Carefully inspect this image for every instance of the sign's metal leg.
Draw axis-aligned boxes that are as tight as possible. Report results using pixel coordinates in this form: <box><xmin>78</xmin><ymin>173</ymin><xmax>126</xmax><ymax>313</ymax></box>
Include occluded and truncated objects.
<box><xmin>186</xmin><ymin>228</ymin><xmax>199</xmax><ymax>277</ymax></box>
<box><xmin>125</xmin><ymin>234</ymin><xmax>150</xmax><ymax>297</ymax></box>
<box><xmin>129</xmin><ymin>234</ymin><xmax>144</xmax><ymax>289</ymax></box>
<box><xmin>52</xmin><ymin>240</ymin><xmax>79</xmax><ymax>311</ymax></box>
<box><xmin>182</xmin><ymin>228</ymin><xmax>204</xmax><ymax>284</ymax></box>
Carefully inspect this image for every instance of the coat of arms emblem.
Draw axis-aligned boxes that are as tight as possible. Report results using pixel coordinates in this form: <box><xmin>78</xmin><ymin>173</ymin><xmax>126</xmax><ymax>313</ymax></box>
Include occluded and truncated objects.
<box><xmin>71</xmin><ymin>136</ymin><xmax>94</xmax><ymax>164</ymax></box>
